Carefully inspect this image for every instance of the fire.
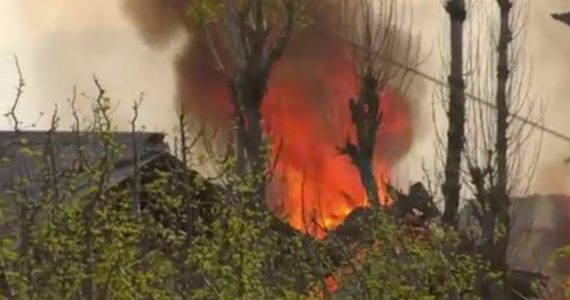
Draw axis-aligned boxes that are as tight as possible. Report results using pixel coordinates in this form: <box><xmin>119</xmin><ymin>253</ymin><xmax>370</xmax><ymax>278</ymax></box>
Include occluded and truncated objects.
<box><xmin>324</xmin><ymin>276</ymin><xmax>338</xmax><ymax>294</ymax></box>
<box><xmin>170</xmin><ymin>3</ymin><xmax>413</xmax><ymax>237</ymax></box>
<box><xmin>179</xmin><ymin>45</ymin><xmax>412</xmax><ymax>237</ymax></box>
<box><xmin>261</xmin><ymin>50</ymin><xmax>412</xmax><ymax>237</ymax></box>
<box><xmin>125</xmin><ymin>0</ymin><xmax>419</xmax><ymax>237</ymax></box>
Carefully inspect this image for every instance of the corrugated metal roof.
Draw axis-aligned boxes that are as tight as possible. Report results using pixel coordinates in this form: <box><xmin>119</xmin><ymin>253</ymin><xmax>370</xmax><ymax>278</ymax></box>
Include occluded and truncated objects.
<box><xmin>0</xmin><ymin>130</ymin><xmax>168</xmax><ymax>199</ymax></box>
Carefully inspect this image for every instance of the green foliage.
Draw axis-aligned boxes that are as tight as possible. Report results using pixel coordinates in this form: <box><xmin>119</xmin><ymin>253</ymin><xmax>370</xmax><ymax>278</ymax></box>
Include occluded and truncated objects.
<box><xmin>0</xmin><ymin>83</ymin><xmax>483</xmax><ymax>299</ymax></box>
<box><xmin>554</xmin><ymin>245</ymin><xmax>570</xmax><ymax>297</ymax></box>
<box><xmin>329</xmin><ymin>213</ymin><xmax>479</xmax><ymax>300</ymax></box>
<box><xmin>186</xmin><ymin>0</ymin><xmax>223</xmax><ymax>25</ymax></box>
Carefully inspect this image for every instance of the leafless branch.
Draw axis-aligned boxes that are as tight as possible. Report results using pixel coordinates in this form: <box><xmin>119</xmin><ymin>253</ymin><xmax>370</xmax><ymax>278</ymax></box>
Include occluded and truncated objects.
<box><xmin>5</xmin><ymin>55</ymin><xmax>25</xmax><ymax>132</ymax></box>
<box><xmin>130</xmin><ymin>93</ymin><xmax>144</xmax><ymax>219</ymax></box>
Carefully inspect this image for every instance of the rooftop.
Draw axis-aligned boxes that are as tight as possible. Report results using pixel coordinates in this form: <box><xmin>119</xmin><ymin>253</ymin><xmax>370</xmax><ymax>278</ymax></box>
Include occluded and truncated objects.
<box><xmin>0</xmin><ymin>130</ymin><xmax>168</xmax><ymax>199</ymax></box>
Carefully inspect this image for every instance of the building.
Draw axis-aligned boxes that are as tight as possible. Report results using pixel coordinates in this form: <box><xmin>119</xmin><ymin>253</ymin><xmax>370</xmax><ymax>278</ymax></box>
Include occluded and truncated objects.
<box><xmin>0</xmin><ymin>130</ymin><xmax>170</xmax><ymax>198</ymax></box>
<box><xmin>0</xmin><ymin>130</ymin><xmax>315</xmax><ymax>297</ymax></box>
<box><xmin>0</xmin><ymin>130</ymin><xmax>220</xmax><ymax>241</ymax></box>
<box><xmin>460</xmin><ymin>195</ymin><xmax>570</xmax><ymax>298</ymax></box>
<box><xmin>0</xmin><ymin>130</ymin><xmax>567</xmax><ymax>298</ymax></box>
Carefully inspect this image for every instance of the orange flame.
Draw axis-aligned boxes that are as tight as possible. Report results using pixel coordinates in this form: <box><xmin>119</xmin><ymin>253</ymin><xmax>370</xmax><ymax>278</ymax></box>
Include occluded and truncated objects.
<box><xmin>263</xmin><ymin>57</ymin><xmax>411</xmax><ymax>237</ymax></box>
<box><xmin>324</xmin><ymin>275</ymin><xmax>339</xmax><ymax>294</ymax></box>
<box><xmin>175</xmin><ymin>5</ymin><xmax>413</xmax><ymax>238</ymax></box>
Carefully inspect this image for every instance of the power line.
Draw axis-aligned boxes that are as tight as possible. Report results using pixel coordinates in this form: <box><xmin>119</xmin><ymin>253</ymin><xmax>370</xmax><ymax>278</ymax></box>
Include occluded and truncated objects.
<box><xmin>307</xmin><ymin>3</ymin><xmax>570</xmax><ymax>143</ymax></box>
<box><xmin>374</xmin><ymin>51</ymin><xmax>570</xmax><ymax>143</ymax></box>
<box><xmin>339</xmin><ymin>37</ymin><xmax>570</xmax><ymax>144</ymax></box>
<box><xmin>212</xmin><ymin>2</ymin><xmax>570</xmax><ymax>144</ymax></box>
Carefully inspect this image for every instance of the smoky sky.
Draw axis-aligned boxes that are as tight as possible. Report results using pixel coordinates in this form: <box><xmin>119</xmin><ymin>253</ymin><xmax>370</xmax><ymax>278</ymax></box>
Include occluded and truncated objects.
<box><xmin>121</xmin><ymin>0</ymin><xmax>423</xmax><ymax>160</ymax></box>
<box><xmin>2</xmin><ymin>0</ymin><xmax>570</xmax><ymax>193</ymax></box>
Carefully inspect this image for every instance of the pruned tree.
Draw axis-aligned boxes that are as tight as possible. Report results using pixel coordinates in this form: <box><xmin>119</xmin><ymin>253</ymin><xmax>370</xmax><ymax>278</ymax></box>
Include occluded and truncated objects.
<box><xmin>442</xmin><ymin>0</ymin><xmax>468</xmax><ymax>228</ymax></box>
<box><xmin>488</xmin><ymin>0</ymin><xmax>514</xmax><ymax>297</ymax></box>
<box><xmin>460</xmin><ymin>0</ymin><xmax>541</xmax><ymax>298</ymax></box>
<box><xmin>494</xmin><ymin>0</ymin><xmax>512</xmax><ymax>213</ymax></box>
<box><xmin>337</xmin><ymin>0</ymin><xmax>418</xmax><ymax>209</ymax></box>
<box><xmin>189</xmin><ymin>0</ymin><xmax>308</xmax><ymax>209</ymax></box>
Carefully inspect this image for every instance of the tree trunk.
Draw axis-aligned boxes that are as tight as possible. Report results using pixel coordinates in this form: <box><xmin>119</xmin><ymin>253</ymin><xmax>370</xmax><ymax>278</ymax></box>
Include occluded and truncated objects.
<box><xmin>230</xmin><ymin>69</ymin><xmax>269</xmax><ymax>207</ymax></box>
<box><xmin>494</xmin><ymin>0</ymin><xmax>513</xmax><ymax>296</ymax></box>
<box><xmin>231</xmin><ymin>70</ymin><xmax>266</xmax><ymax>171</ymax></box>
<box><xmin>495</xmin><ymin>0</ymin><xmax>511</xmax><ymax>210</ymax></box>
<box><xmin>340</xmin><ymin>73</ymin><xmax>383</xmax><ymax>209</ymax></box>
<box><xmin>358</xmin><ymin>159</ymin><xmax>381</xmax><ymax>209</ymax></box>
<box><xmin>442</xmin><ymin>0</ymin><xmax>467</xmax><ymax>228</ymax></box>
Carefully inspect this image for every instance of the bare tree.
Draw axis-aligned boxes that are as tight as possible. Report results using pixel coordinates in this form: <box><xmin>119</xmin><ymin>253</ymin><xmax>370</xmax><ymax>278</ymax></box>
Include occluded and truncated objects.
<box><xmin>491</xmin><ymin>1</ymin><xmax>514</xmax><ymax>297</ymax></box>
<box><xmin>190</xmin><ymin>0</ymin><xmax>307</xmax><ymax>209</ymax></box>
<box><xmin>461</xmin><ymin>0</ymin><xmax>541</xmax><ymax>297</ymax></box>
<box><xmin>494</xmin><ymin>0</ymin><xmax>512</xmax><ymax>209</ymax></box>
<box><xmin>337</xmin><ymin>0</ymin><xmax>417</xmax><ymax>209</ymax></box>
<box><xmin>442</xmin><ymin>0</ymin><xmax>468</xmax><ymax>228</ymax></box>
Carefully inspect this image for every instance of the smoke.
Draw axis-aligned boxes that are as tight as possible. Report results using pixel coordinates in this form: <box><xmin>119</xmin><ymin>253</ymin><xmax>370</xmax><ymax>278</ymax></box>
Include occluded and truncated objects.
<box><xmin>392</xmin><ymin>0</ymin><xmax>570</xmax><ymax>196</ymax></box>
<box><xmin>3</xmin><ymin>0</ymin><xmax>570</xmax><ymax>195</ymax></box>
<box><xmin>122</xmin><ymin>0</ymin><xmax>424</xmax><ymax>152</ymax></box>
<box><xmin>122</xmin><ymin>0</ymin><xmax>187</xmax><ymax>49</ymax></box>
<box><xmin>121</xmin><ymin>0</ymin><xmax>426</xmax><ymax>233</ymax></box>
<box><xmin>0</xmin><ymin>0</ymin><xmax>182</xmax><ymax>133</ymax></box>
<box><xmin>526</xmin><ymin>0</ymin><xmax>570</xmax><ymax>194</ymax></box>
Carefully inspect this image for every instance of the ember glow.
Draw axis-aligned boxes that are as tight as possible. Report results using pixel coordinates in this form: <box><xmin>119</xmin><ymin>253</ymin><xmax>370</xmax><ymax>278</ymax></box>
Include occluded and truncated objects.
<box><xmin>125</xmin><ymin>0</ymin><xmax>414</xmax><ymax>237</ymax></box>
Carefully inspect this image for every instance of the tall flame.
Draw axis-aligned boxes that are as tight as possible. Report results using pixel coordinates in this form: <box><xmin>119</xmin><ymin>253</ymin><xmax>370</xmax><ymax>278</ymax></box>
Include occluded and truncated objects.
<box><xmin>262</xmin><ymin>56</ymin><xmax>412</xmax><ymax>237</ymax></box>
<box><xmin>124</xmin><ymin>0</ymin><xmax>414</xmax><ymax>237</ymax></box>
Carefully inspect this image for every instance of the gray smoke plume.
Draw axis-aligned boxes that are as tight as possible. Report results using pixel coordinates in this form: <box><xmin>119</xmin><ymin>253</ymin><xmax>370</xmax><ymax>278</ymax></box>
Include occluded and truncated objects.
<box><xmin>2</xmin><ymin>0</ymin><xmax>569</xmax><ymax>198</ymax></box>
<box><xmin>121</xmin><ymin>0</ymin><xmax>425</xmax><ymax>163</ymax></box>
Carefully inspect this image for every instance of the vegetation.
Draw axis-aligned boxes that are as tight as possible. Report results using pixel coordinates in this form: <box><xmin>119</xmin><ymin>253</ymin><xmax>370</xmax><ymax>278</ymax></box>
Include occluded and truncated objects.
<box><xmin>0</xmin><ymin>0</ymin><xmax>565</xmax><ymax>299</ymax></box>
<box><xmin>0</xmin><ymin>52</ymin><xmax>485</xmax><ymax>299</ymax></box>
<box><xmin>554</xmin><ymin>245</ymin><xmax>570</xmax><ymax>298</ymax></box>
<box><xmin>0</xmin><ymin>83</ymin><xmax>481</xmax><ymax>299</ymax></box>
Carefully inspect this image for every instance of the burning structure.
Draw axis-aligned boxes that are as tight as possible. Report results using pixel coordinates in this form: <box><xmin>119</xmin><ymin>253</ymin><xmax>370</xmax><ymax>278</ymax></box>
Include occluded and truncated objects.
<box><xmin>0</xmin><ymin>129</ymin><xmax>566</xmax><ymax>298</ymax></box>
<box><xmin>117</xmin><ymin>1</ymin><xmax>570</xmax><ymax>297</ymax></box>
<box><xmin>122</xmin><ymin>0</ymin><xmax>417</xmax><ymax>236</ymax></box>
<box><xmin>0</xmin><ymin>130</ymin><xmax>321</xmax><ymax>296</ymax></box>
<box><xmin>0</xmin><ymin>0</ymin><xmax>568</xmax><ymax>297</ymax></box>
<box><xmin>0</xmin><ymin>129</ymin><xmax>445</xmax><ymax>296</ymax></box>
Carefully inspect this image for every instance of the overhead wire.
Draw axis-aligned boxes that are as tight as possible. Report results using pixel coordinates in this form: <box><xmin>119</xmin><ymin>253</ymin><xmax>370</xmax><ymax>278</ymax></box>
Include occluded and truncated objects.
<box><xmin>210</xmin><ymin>1</ymin><xmax>570</xmax><ymax>144</ymax></box>
<box><xmin>332</xmin><ymin>35</ymin><xmax>570</xmax><ymax>144</ymax></box>
<box><xmin>285</xmin><ymin>0</ymin><xmax>570</xmax><ymax>144</ymax></box>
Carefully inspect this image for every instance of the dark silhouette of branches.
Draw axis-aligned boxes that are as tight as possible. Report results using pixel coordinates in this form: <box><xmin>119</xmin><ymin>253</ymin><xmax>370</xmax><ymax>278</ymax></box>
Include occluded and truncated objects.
<box><xmin>5</xmin><ymin>55</ymin><xmax>24</xmax><ymax>132</ymax></box>
<box><xmin>338</xmin><ymin>0</ymin><xmax>418</xmax><ymax>209</ymax></box>
<box><xmin>190</xmin><ymin>0</ymin><xmax>307</xmax><ymax>210</ymax></box>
